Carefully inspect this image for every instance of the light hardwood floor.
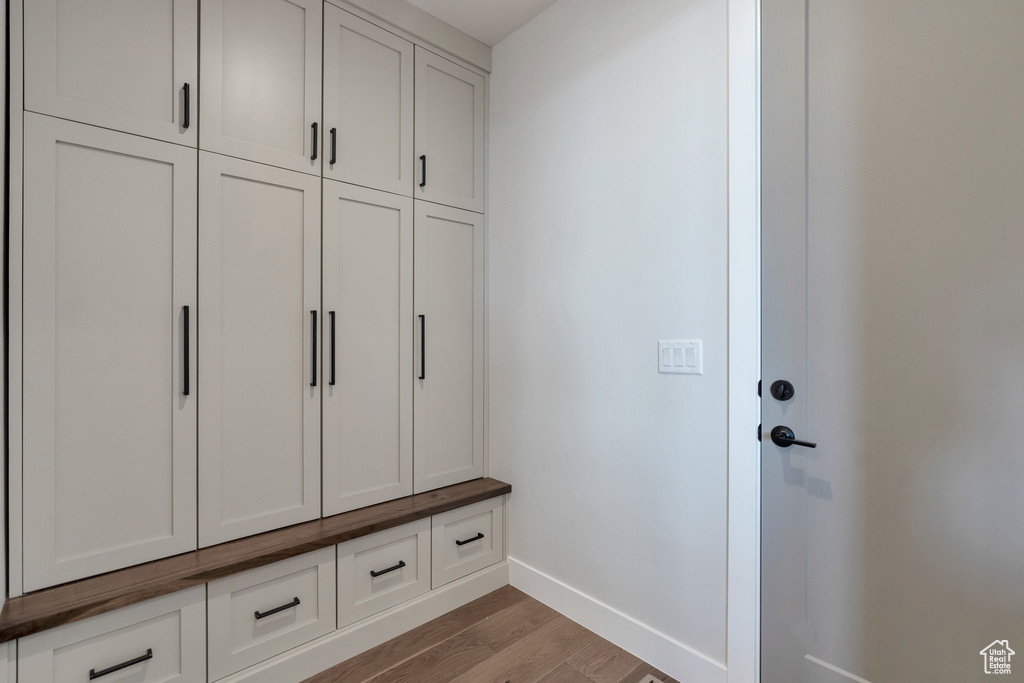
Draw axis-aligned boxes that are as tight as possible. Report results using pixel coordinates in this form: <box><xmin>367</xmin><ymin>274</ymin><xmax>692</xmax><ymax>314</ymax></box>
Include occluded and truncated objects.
<box><xmin>303</xmin><ymin>585</ymin><xmax>679</xmax><ymax>683</ymax></box>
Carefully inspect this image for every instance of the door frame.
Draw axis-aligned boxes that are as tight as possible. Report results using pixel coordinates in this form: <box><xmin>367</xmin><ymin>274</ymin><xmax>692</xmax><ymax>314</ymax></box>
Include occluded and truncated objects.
<box><xmin>726</xmin><ymin>0</ymin><xmax>761</xmax><ymax>681</ymax></box>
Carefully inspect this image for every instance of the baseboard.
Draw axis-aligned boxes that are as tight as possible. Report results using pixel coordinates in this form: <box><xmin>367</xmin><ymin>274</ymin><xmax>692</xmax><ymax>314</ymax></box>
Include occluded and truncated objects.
<box><xmin>222</xmin><ymin>561</ymin><xmax>510</xmax><ymax>683</ymax></box>
<box><xmin>509</xmin><ymin>557</ymin><xmax>727</xmax><ymax>683</ymax></box>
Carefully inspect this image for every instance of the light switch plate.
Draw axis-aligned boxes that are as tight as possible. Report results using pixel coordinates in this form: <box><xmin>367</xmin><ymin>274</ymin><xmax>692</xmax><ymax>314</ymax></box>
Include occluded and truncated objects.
<box><xmin>658</xmin><ymin>340</ymin><xmax>702</xmax><ymax>375</ymax></box>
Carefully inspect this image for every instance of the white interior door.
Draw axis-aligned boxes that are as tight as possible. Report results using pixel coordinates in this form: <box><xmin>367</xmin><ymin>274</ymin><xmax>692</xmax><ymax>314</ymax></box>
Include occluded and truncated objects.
<box><xmin>761</xmin><ymin>2</ymin><xmax>1024</xmax><ymax>681</ymax></box>
<box><xmin>22</xmin><ymin>114</ymin><xmax>197</xmax><ymax>591</ymax></box>
<box><xmin>413</xmin><ymin>201</ymin><xmax>484</xmax><ymax>493</ymax></box>
<box><xmin>322</xmin><ymin>181</ymin><xmax>413</xmax><ymax>515</ymax></box>
<box><xmin>323</xmin><ymin>5</ymin><xmax>413</xmax><ymax>196</ymax></box>
<box><xmin>200</xmin><ymin>0</ymin><xmax>322</xmax><ymax>174</ymax></box>
<box><xmin>199</xmin><ymin>152</ymin><xmax>321</xmax><ymax>546</ymax></box>
<box><xmin>24</xmin><ymin>0</ymin><xmax>197</xmax><ymax>146</ymax></box>
<box><xmin>414</xmin><ymin>47</ymin><xmax>485</xmax><ymax>213</ymax></box>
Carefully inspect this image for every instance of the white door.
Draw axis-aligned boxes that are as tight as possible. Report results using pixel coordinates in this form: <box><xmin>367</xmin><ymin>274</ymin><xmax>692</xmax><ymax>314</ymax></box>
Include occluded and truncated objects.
<box><xmin>199</xmin><ymin>152</ymin><xmax>321</xmax><ymax>546</ymax></box>
<box><xmin>322</xmin><ymin>181</ymin><xmax>413</xmax><ymax>515</ymax></box>
<box><xmin>24</xmin><ymin>0</ymin><xmax>197</xmax><ymax>146</ymax></box>
<box><xmin>323</xmin><ymin>5</ymin><xmax>414</xmax><ymax>196</ymax></box>
<box><xmin>200</xmin><ymin>0</ymin><xmax>322</xmax><ymax>175</ymax></box>
<box><xmin>22</xmin><ymin>114</ymin><xmax>197</xmax><ymax>591</ymax></box>
<box><xmin>761</xmin><ymin>2</ymin><xmax>1024</xmax><ymax>681</ymax></box>
<box><xmin>413</xmin><ymin>201</ymin><xmax>484</xmax><ymax>492</ymax></box>
<box><xmin>414</xmin><ymin>47</ymin><xmax>485</xmax><ymax>213</ymax></box>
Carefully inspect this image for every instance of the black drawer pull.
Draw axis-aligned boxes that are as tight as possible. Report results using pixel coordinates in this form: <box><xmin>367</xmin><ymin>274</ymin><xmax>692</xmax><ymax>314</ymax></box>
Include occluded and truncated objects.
<box><xmin>370</xmin><ymin>560</ymin><xmax>406</xmax><ymax>578</ymax></box>
<box><xmin>455</xmin><ymin>532</ymin><xmax>484</xmax><ymax>546</ymax></box>
<box><xmin>89</xmin><ymin>649</ymin><xmax>153</xmax><ymax>679</ymax></box>
<box><xmin>183</xmin><ymin>305</ymin><xmax>190</xmax><ymax>396</ymax></box>
<box><xmin>330</xmin><ymin>127</ymin><xmax>337</xmax><ymax>166</ymax></box>
<box><xmin>311</xmin><ymin>122</ymin><xmax>318</xmax><ymax>161</ymax></box>
<box><xmin>310</xmin><ymin>310</ymin><xmax>318</xmax><ymax>387</ymax></box>
<box><xmin>419</xmin><ymin>154</ymin><xmax>426</xmax><ymax>187</ymax></box>
<box><xmin>254</xmin><ymin>596</ymin><xmax>301</xmax><ymax>620</ymax></box>
<box><xmin>182</xmin><ymin>83</ymin><xmax>190</xmax><ymax>129</ymax></box>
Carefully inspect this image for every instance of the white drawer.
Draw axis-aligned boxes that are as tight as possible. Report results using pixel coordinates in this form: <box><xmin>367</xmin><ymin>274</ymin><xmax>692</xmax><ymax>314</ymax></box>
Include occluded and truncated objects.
<box><xmin>431</xmin><ymin>496</ymin><xmax>504</xmax><ymax>588</ymax></box>
<box><xmin>207</xmin><ymin>547</ymin><xmax>336</xmax><ymax>681</ymax></box>
<box><xmin>337</xmin><ymin>519</ymin><xmax>430</xmax><ymax>628</ymax></box>
<box><xmin>18</xmin><ymin>586</ymin><xmax>205</xmax><ymax>683</ymax></box>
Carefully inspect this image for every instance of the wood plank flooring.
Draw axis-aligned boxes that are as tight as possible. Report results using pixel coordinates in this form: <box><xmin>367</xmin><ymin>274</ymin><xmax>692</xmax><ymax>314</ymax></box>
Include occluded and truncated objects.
<box><xmin>303</xmin><ymin>586</ymin><xmax>679</xmax><ymax>683</ymax></box>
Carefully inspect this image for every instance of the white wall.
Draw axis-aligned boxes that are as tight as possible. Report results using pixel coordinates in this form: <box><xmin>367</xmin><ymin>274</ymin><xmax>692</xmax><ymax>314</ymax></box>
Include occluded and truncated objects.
<box><xmin>488</xmin><ymin>0</ymin><xmax>729</xmax><ymax>673</ymax></box>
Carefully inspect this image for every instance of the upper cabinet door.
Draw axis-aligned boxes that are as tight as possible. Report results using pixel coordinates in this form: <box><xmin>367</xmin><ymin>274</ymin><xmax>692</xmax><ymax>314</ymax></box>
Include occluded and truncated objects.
<box><xmin>25</xmin><ymin>0</ymin><xmax>197</xmax><ymax>146</ymax></box>
<box><xmin>200</xmin><ymin>0</ymin><xmax>322</xmax><ymax>174</ymax></box>
<box><xmin>323</xmin><ymin>6</ymin><xmax>414</xmax><ymax>196</ymax></box>
<box><xmin>413</xmin><ymin>201</ymin><xmax>485</xmax><ymax>493</ymax></box>
<box><xmin>22</xmin><ymin>114</ymin><xmax>197</xmax><ymax>591</ymax></box>
<box><xmin>414</xmin><ymin>47</ymin><xmax>485</xmax><ymax>213</ymax></box>
<box><xmin>323</xmin><ymin>181</ymin><xmax>413</xmax><ymax>515</ymax></box>
<box><xmin>199</xmin><ymin>153</ymin><xmax>321</xmax><ymax>546</ymax></box>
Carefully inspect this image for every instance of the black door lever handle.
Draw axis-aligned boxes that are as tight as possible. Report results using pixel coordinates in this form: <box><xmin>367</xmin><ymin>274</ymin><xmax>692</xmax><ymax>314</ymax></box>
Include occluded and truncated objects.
<box><xmin>770</xmin><ymin>426</ymin><xmax>817</xmax><ymax>449</ymax></box>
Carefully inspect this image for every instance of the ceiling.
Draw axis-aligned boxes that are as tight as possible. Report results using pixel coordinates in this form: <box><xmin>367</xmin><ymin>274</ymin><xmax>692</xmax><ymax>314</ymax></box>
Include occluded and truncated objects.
<box><xmin>405</xmin><ymin>0</ymin><xmax>558</xmax><ymax>46</ymax></box>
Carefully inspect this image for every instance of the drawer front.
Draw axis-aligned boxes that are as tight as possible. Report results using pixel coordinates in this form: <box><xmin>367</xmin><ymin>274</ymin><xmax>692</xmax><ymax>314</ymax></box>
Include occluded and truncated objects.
<box><xmin>207</xmin><ymin>547</ymin><xmax>336</xmax><ymax>681</ymax></box>
<box><xmin>18</xmin><ymin>587</ymin><xmax>205</xmax><ymax>683</ymax></box>
<box><xmin>337</xmin><ymin>518</ymin><xmax>430</xmax><ymax>628</ymax></box>
<box><xmin>431</xmin><ymin>496</ymin><xmax>505</xmax><ymax>588</ymax></box>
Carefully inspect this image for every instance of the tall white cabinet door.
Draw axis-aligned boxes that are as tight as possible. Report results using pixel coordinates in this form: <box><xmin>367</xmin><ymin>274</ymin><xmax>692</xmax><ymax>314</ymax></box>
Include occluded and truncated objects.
<box><xmin>25</xmin><ymin>0</ymin><xmax>198</xmax><ymax>146</ymax></box>
<box><xmin>323</xmin><ymin>6</ymin><xmax>414</xmax><ymax>195</ymax></box>
<box><xmin>200</xmin><ymin>0</ymin><xmax>322</xmax><ymax>175</ymax></box>
<box><xmin>414</xmin><ymin>47</ymin><xmax>485</xmax><ymax>213</ymax></box>
<box><xmin>199</xmin><ymin>152</ymin><xmax>321</xmax><ymax>546</ymax></box>
<box><xmin>323</xmin><ymin>182</ymin><xmax>413</xmax><ymax>515</ymax></box>
<box><xmin>22</xmin><ymin>114</ymin><xmax>197</xmax><ymax>591</ymax></box>
<box><xmin>413</xmin><ymin>202</ymin><xmax>485</xmax><ymax>493</ymax></box>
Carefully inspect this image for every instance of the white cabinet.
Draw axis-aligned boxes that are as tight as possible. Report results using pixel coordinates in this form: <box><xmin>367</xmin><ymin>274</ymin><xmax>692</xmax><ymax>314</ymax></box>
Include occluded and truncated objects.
<box><xmin>323</xmin><ymin>182</ymin><xmax>413</xmax><ymax>515</ymax></box>
<box><xmin>22</xmin><ymin>114</ymin><xmax>198</xmax><ymax>591</ymax></box>
<box><xmin>337</xmin><ymin>519</ymin><xmax>432</xmax><ymax>628</ymax></box>
<box><xmin>323</xmin><ymin>6</ymin><xmax>414</xmax><ymax>195</ymax></box>
<box><xmin>19</xmin><ymin>587</ymin><xmax>206</xmax><ymax>683</ymax></box>
<box><xmin>199</xmin><ymin>152</ymin><xmax>321</xmax><ymax>547</ymax></box>
<box><xmin>413</xmin><ymin>202</ymin><xmax>485</xmax><ymax>493</ymax></box>
<box><xmin>24</xmin><ymin>0</ymin><xmax>197</xmax><ymax>146</ymax></box>
<box><xmin>431</xmin><ymin>497</ymin><xmax>504</xmax><ymax>588</ymax></box>
<box><xmin>207</xmin><ymin>548</ymin><xmax>337</xmax><ymax>680</ymax></box>
<box><xmin>200</xmin><ymin>0</ymin><xmax>322</xmax><ymax>174</ymax></box>
<box><xmin>415</xmin><ymin>47</ymin><xmax>485</xmax><ymax>213</ymax></box>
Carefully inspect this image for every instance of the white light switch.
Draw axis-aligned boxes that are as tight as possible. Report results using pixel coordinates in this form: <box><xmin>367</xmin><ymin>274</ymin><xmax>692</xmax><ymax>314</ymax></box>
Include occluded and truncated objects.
<box><xmin>658</xmin><ymin>340</ymin><xmax>702</xmax><ymax>375</ymax></box>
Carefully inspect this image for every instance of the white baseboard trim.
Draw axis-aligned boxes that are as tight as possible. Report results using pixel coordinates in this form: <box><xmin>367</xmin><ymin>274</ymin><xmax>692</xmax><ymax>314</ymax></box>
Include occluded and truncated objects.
<box><xmin>509</xmin><ymin>557</ymin><xmax>727</xmax><ymax>683</ymax></box>
<box><xmin>223</xmin><ymin>561</ymin><xmax>510</xmax><ymax>683</ymax></box>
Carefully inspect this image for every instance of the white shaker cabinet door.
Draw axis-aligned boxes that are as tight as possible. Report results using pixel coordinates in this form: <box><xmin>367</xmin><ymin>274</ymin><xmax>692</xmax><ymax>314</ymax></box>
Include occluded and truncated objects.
<box><xmin>414</xmin><ymin>47</ymin><xmax>485</xmax><ymax>213</ymax></box>
<box><xmin>322</xmin><ymin>181</ymin><xmax>413</xmax><ymax>515</ymax></box>
<box><xmin>200</xmin><ymin>0</ymin><xmax>322</xmax><ymax>174</ymax></box>
<box><xmin>22</xmin><ymin>114</ymin><xmax>198</xmax><ymax>591</ymax></box>
<box><xmin>413</xmin><ymin>201</ymin><xmax>485</xmax><ymax>493</ymax></box>
<box><xmin>323</xmin><ymin>5</ymin><xmax>414</xmax><ymax>195</ymax></box>
<box><xmin>25</xmin><ymin>0</ymin><xmax>197</xmax><ymax>146</ymax></box>
<box><xmin>199</xmin><ymin>152</ymin><xmax>321</xmax><ymax>546</ymax></box>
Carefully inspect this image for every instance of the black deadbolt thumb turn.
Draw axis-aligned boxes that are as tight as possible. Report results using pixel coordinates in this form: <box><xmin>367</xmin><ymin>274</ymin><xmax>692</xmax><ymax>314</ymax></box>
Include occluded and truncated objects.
<box><xmin>770</xmin><ymin>380</ymin><xmax>795</xmax><ymax>401</ymax></box>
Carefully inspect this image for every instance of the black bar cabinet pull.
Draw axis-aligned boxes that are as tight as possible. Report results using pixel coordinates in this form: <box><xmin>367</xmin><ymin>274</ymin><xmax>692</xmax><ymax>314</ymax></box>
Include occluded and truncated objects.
<box><xmin>418</xmin><ymin>315</ymin><xmax>426</xmax><ymax>380</ymax></box>
<box><xmin>311</xmin><ymin>311</ymin><xmax>318</xmax><ymax>387</ymax></box>
<box><xmin>311</xmin><ymin>122</ymin><xmax>318</xmax><ymax>161</ymax></box>
<box><xmin>455</xmin><ymin>532</ymin><xmax>484</xmax><ymax>546</ymax></box>
<box><xmin>183</xmin><ymin>305</ymin><xmax>190</xmax><ymax>396</ymax></box>
<box><xmin>182</xmin><ymin>83</ymin><xmax>190</xmax><ymax>129</ymax></box>
<box><xmin>419</xmin><ymin>155</ymin><xmax>427</xmax><ymax>187</ymax></box>
<box><xmin>90</xmin><ymin>649</ymin><xmax>153</xmax><ymax>680</ymax></box>
<box><xmin>329</xmin><ymin>311</ymin><xmax>336</xmax><ymax>386</ymax></box>
<box><xmin>329</xmin><ymin>127</ymin><xmax>337</xmax><ymax>165</ymax></box>
<box><xmin>370</xmin><ymin>560</ymin><xmax>406</xmax><ymax>578</ymax></box>
<box><xmin>254</xmin><ymin>597</ymin><xmax>300</xmax><ymax>620</ymax></box>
